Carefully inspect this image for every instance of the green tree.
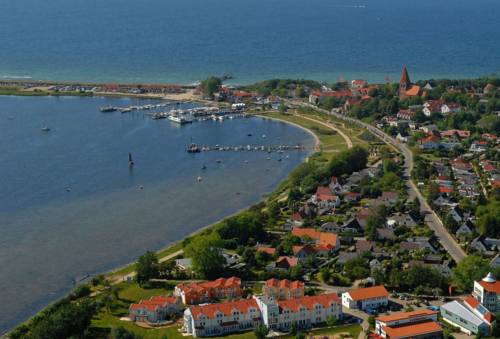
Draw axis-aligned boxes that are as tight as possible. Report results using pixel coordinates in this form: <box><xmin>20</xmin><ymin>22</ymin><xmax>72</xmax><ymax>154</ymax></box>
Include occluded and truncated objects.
<box><xmin>201</xmin><ymin>76</ymin><xmax>222</xmax><ymax>97</ymax></box>
<box><xmin>136</xmin><ymin>251</ymin><xmax>159</xmax><ymax>286</ymax></box>
<box><xmin>452</xmin><ymin>255</ymin><xmax>491</xmax><ymax>292</ymax></box>
<box><xmin>112</xmin><ymin>326</ymin><xmax>143</xmax><ymax>339</ymax></box>
<box><xmin>254</xmin><ymin>325</ymin><xmax>269</xmax><ymax>339</ymax></box>
<box><xmin>184</xmin><ymin>234</ymin><xmax>226</xmax><ymax>279</ymax></box>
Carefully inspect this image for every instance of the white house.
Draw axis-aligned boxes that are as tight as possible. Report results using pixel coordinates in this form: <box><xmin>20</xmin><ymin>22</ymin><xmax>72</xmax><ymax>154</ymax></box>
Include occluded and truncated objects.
<box><xmin>311</xmin><ymin>186</ymin><xmax>341</xmax><ymax>210</ymax></box>
<box><xmin>129</xmin><ymin>296</ymin><xmax>183</xmax><ymax>323</ymax></box>
<box><xmin>183</xmin><ymin>299</ymin><xmax>261</xmax><ymax>337</ymax></box>
<box><xmin>254</xmin><ymin>293</ymin><xmax>342</xmax><ymax>332</ymax></box>
<box><xmin>341</xmin><ymin>285</ymin><xmax>389</xmax><ymax>311</ymax></box>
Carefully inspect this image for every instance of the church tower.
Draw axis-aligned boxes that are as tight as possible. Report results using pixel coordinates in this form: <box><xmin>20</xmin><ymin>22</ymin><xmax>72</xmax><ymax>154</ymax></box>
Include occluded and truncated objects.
<box><xmin>399</xmin><ymin>65</ymin><xmax>411</xmax><ymax>98</ymax></box>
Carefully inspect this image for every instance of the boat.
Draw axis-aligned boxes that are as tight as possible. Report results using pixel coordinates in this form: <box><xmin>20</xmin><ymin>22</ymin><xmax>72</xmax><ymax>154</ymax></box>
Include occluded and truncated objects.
<box><xmin>247</xmin><ymin>133</ymin><xmax>252</xmax><ymax>137</ymax></box>
<box><xmin>262</xmin><ymin>134</ymin><xmax>267</xmax><ymax>138</ymax></box>
<box><xmin>41</xmin><ymin>127</ymin><xmax>51</xmax><ymax>132</ymax></box>
<box><xmin>201</xmin><ymin>165</ymin><xmax>207</xmax><ymax>170</ymax></box>
<box><xmin>168</xmin><ymin>114</ymin><xmax>193</xmax><ymax>124</ymax></box>
<box><xmin>120</xmin><ymin>107</ymin><xmax>132</xmax><ymax>113</ymax></box>
<box><xmin>216</xmin><ymin>159</ymin><xmax>222</xmax><ymax>163</ymax></box>
<box><xmin>197</xmin><ymin>176</ymin><xmax>203</xmax><ymax>182</ymax></box>
<box><xmin>277</xmin><ymin>158</ymin><xmax>282</xmax><ymax>162</ymax></box>
<box><xmin>187</xmin><ymin>143</ymin><xmax>200</xmax><ymax>153</ymax></box>
<box><xmin>128</xmin><ymin>153</ymin><xmax>135</xmax><ymax>166</ymax></box>
<box><xmin>100</xmin><ymin>106</ymin><xmax>117</xmax><ymax>113</ymax></box>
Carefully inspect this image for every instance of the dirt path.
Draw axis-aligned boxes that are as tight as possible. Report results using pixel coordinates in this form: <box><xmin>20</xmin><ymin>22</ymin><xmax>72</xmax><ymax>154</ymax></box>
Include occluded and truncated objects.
<box><xmin>294</xmin><ymin>113</ymin><xmax>353</xmax><ymax>149</ymax></box>
<box><xmin>109</xmin><ymin>249</ymin><xmax>184</xmax><ymax>285</ymax></box>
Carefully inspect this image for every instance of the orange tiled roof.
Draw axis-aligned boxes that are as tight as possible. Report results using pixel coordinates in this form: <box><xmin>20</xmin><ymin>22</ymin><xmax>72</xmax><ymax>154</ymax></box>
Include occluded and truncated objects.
<box><xmin>189</xmin><ymin>299</ymin><xmax>258</xmax><ymax>320</ymax></box>
<box><xmin>265</xmin><ymin>278</ymin><xmax>304</xmax><ymax>290</ymax></box>
<box><xmin>383</xmin><ymin>321</ymin><xmax>442</xmax><ymax>339</ymax></box>
<box><xmin>278</xmin><ymin>293</ymin><xmax>340</xmax><ymax>312</ymax></box>
<box><xmin>316</xmin><ymin>186</ymin><xmax>337</xmax><ymax>201</ymax></box>
<box><xmin>291</xmin><ymin>228</ymin><xmax>338</xmax><ymax>248</ymax></box>
<box><xmin>376</xmin><ymin>309</ymin><xmax>437</xmax><ymax>323</ymax></box>
<box><xmin>479</xmin><ymin>279</ymin><xmax>500</xmax><ymax>293</ymax></box>
<box><xmin>464</xmin><ymin>295</ymin><xmax>480</xmax><ymax>309</ymax></box>
<box><xmin>257</xmin><ymin>247</ymin><xmax>276</xmax><ymax>255</ymax></box>
<box><xmin>347</xmin><ymin>285</ymin><xmax>389</xmax><ymax>301</ymax></box>
<box><xmin>405</xmin><ymin>85</ymin><xmax>420</xmax><ymax>97</ymax></box>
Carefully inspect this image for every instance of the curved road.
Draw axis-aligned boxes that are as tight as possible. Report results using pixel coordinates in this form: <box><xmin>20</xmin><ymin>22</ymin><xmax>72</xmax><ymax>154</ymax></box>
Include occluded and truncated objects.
<box><xmin>290</xmin><ymin>101</ymin><xmax>466</xmax><ymax>263</ymax></box>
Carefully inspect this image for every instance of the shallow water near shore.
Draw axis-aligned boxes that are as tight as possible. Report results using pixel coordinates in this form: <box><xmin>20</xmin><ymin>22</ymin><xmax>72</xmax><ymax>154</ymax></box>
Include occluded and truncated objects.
<box><xmin>0</xmin><ymin>95</ymin><xmax>315</xmax><ymax>333</ymax></box>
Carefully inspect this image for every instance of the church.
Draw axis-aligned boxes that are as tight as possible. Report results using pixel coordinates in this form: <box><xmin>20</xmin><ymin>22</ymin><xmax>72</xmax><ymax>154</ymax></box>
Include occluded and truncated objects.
<box><xmin>399</xmin><ymin>65</ymin><xmax>421</xmax><ymax>99</ymax></box>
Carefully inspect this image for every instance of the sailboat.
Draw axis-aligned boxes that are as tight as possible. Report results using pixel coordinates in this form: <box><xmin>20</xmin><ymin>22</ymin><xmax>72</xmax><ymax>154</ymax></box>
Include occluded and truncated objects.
<box><xmin>128</xmin><ymin>152</ymin><xmax>134</xmax><ymax>167</ymax></box>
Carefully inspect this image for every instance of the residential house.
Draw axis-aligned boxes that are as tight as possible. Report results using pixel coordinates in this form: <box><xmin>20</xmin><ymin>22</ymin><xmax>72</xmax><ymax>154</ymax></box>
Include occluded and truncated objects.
<box><xmin>419</xmin><ymin>135</ymin><xmax>441</xmax><ymax>150</ymax></box>
<box><xmin>378</xmin><ymin>191</ymin><xmax>399</xmax><ymax>205</ymax></box>
<box><xmin>441</xmin><ymin>129</ymin><xmax>470</xmax><ymax>139</ymax></box>
<box><xmin>174</xmin><ymin>277</ymin><xmax>242</xmax><ymax>305</ymax></box>
<box><xmin>262</xmin><ymin>279</ymin><xmax>304</xmax><ymax>300</ymax></box>
<box><xmin>255</xmin><ymin>293</ymin><xmax>342</xmax><ymax>332</ymax></box>
<box><xmin>341</xmin><ymin>285</ymin><xmax>389</xmax><ymax>311</ymax></box>
<box><xmin>386</xmin><ymin>213</ymin><xmax>418</xmax><ymax>228</ymax></box>
<box><xmin>470</xmin><ymin>236</ymin><xmax>500</xmax><ymax>257</ymax></box>
<box><xmin>256</xmin><ymin>246</ymin><xmax>277</xmax><ymax>256</ymax></box>
<box><xmin>129</xmin><ymin>296</ymin><xmax>183</xmax><ymax>323</ymax></box>
<box><xmin>396</xmin><ymin>109</ymin><xmax>416</xmax><ymax>121</ymax></box>
<box><xmin>441</xmin><ymin>102</ymin><xmax>461</xmax><ymax>115</ymax></box>
<box><xmin>284</xmin><ymin>212</ymin><xmax>304</xmax><ymax>231</ymax></box>
<box><xmin>311</xmin><ymin>186</ymin><xmax>341</xmax><ymax>211</ymax></box>
<box><xmin>274</xmin><ymin>256</ymin><xmax>299</xmax><ymax>270</ymax></box>
<box><xmin>470</xmin><ymin>140</ymin><xmax>488</xmax><ymax>152</ymax></box>
<box><xmin>291</xmin><ymin>228</ymin><xmax>340</xmax><ymax>253</ymax></box>
<box><xmin>293</xmin><ymin>244</ymin><xmax>318</xmax><ymax>261</ymax></box>
<box><xmin>423</xmin><ymin>100</ymin><xmax>445</xmax><ymax>116</ymax></box>
<box><xmin>183</xmin><ymin>299</ymin><xmax>262</xmax><ymax>337</ymax></box>
<box><xmin>321</xmin><ymin>218</ymin><xmax>362</xmax><ymax>234</ymax></box>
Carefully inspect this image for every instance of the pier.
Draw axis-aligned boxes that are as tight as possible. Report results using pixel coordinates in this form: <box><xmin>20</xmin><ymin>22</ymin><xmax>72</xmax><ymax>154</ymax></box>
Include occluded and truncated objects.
<box><xmin>189</xmin><ymin>144</ymin><xmax>309</xmax><ymax>153</ymax></box>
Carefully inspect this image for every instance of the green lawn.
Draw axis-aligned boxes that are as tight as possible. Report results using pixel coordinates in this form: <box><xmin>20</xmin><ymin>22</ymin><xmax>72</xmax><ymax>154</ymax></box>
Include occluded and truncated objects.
<box><xmin>92</xmin><ymin>311</ymin><xmax>361</xmax><ymax>339</ymax></box>
<box><xmin>262</xmin><ymin>112</ymin><xmax>349</xmax><ymax>161</ymax></box>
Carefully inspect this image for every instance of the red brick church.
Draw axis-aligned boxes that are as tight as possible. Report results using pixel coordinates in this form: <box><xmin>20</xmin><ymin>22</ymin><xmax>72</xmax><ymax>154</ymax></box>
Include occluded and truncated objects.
<box><xmin>399</xmin><ymin>65</ymin><xmax>421</xmax><ymax>99</ymax></box>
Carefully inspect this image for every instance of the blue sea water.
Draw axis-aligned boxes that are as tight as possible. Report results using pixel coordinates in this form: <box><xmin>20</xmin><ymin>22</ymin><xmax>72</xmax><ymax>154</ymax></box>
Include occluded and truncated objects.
<box><xmin>0</xmin><ymin>0</ymin><xmax>499</xmax><ymax>84</ymax></box>
<box><xmin>0</xmin><ymin>96</ymin><xmax>315</xmax><ymax>333</ymax></box>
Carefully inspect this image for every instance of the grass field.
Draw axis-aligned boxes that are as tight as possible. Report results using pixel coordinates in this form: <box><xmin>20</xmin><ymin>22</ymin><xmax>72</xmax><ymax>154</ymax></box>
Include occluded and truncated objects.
<box><xmin>261</xmin><ymin>112</ymin><xmax>349</xmax><ymax>162</ymax></box>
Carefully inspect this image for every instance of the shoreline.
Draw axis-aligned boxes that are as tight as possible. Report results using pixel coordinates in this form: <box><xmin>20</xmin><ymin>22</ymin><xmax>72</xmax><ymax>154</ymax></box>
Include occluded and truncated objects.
<box><xmin>107</xmin><ymin>113</ymin><xmax>319</xmax><ymax>281</ymax></box>
<box><xmin>3</xmin><ymin>103</ymin><xmax>324</xmax><ymax>335</ymax></box>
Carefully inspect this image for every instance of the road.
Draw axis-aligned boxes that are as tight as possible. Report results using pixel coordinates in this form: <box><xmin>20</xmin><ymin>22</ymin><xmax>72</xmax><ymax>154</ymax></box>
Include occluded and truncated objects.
<box><xmin>110</xmin><ymin>249</ymin><xmax>184</xmax><ymax>284</ymax></box>
<box><xmin>288</xmin><ymin>101</ymin><xmax>466</xmax><ymax>263</ymax></box>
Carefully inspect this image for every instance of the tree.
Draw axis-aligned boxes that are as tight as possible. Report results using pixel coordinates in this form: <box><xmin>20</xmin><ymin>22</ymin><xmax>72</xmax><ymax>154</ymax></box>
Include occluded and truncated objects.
<box><xmin>290</xmin><ymin>321</ymin><xmax>298</xmax><ymax>335</ymax></box>
<box><xmin>136</xmin><ymin>251</ymin><xmax>159</xmax><ymax>286</ymax></box>
<box><xmin>184</xmin><ymin>234</ymin><xmax>226</xmax><ymax>279</ymax></box>
<box><xmin>112</xmin><ymin>326</ymin><xmax>143</xmax><ymax>339</ymax></box>
<box><xmin>201</xmin><ymin>76</ymin><xmax>222</xmax><ymax>97</ymax></box>
<box><xmin>326</xmin><ymin>315</ymin><xmax>338</xmax><ymax>327</ymax></box>
<box><xmin>476</xmin><ymin>200</ymin><xmax>500</xmax><ymax>237</ymax></box>
<box><xmin>452</xmin><ymin>255</ymin><xmax>491</xmax><ymax>292</ymax></box>
<box><xmin>254</xmin><ymin>325</ymin><xmax>269</xmax><ymax>339</ymax></box>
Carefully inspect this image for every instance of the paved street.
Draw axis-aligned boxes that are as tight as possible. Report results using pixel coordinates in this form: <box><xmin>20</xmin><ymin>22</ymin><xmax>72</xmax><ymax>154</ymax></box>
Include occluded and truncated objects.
<box><xmin>288</xmin><ymin>101</ymin><xmax>467</xmax><ymax>263</ymax></box>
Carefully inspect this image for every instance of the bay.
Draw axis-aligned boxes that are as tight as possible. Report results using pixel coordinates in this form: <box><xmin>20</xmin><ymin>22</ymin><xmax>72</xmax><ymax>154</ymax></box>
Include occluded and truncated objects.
<box><xmin>0</xmin><ymin>95</ymin><xmax>315</xmax><ymax>333</ymax></box>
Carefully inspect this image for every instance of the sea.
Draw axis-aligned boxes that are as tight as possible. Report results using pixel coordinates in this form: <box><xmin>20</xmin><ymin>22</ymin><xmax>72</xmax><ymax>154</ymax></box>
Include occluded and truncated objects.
<box><xmin>0</xmin><ymin>0</ymin><xmax>499</xmax><ymax>85</ymax></box>
<box><xmin>0</xmin><ymin>95</ymin><xmax>315</xmax><ymax>333</ymax></box>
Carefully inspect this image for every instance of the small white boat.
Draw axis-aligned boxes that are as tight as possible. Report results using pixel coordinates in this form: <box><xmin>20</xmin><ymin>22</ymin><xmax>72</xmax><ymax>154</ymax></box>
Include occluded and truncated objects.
<box><xmin>41</xmin><ymin>127</ymin><xmax>51</xmax><ymax>132</ymax></box>
<box><xmin>197</xmin><ymin>176</ymin><xmax>203</xmax><ymax>182</ymax></box>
